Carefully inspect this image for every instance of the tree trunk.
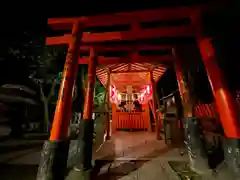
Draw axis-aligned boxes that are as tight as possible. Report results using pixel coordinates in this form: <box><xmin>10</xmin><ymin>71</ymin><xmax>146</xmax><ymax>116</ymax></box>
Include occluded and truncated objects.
<box><xmin>43</xmin><ymin>100</ymin><xmax>50</xmax><ymax>133</ymax></box>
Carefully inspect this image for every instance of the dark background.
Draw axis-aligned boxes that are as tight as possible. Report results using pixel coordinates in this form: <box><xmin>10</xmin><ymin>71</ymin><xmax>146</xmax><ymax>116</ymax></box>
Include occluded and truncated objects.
<box><xmin>0</xmin><ymin>0</ymin><xmax>239</xmax><ymax>101</ymax></box>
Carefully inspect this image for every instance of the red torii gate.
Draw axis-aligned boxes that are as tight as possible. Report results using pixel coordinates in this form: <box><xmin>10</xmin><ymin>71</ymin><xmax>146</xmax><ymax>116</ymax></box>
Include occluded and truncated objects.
<box><xmin>37</xmin><ymin>4</ymin><xmax>240</xmax><ymax>180</ymax></box>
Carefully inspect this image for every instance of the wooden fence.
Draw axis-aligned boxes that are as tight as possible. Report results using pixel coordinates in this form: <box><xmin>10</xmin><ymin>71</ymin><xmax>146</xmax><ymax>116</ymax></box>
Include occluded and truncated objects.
<box><xmin>116</xmin><ymin>112</ymin><xmax>145</xmax><ymax>130</ymax></box>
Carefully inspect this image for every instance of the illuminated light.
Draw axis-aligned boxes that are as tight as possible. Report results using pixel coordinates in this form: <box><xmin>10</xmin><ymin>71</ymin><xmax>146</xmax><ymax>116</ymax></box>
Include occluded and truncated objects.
<box><xmin>145</xmin><ymin>85</ymin><xmax>152</xmax><ymax>96</ymax></box>
<box><xmin>110</xmin><ymin>85</ymin><xmax>115</xmax><ymax>97</ymax></box>
<box><xmin>146</xmin><ymin>85</ymin><xmax>150</xmax><ymax>94</ymax></box>
<box><xmin>139</xmin><ymin>93</ymin><xmax>144</xmax><ymax>103</ymax></box>
<box><xmin>118</xmin><ymin>94</ymin><xmax>121</xmax><ymax>101</ymax></box>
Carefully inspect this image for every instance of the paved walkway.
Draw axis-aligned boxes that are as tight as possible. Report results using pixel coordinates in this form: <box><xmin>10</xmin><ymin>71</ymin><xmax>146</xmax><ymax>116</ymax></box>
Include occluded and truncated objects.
<box><xmin>92</xmin><ymin>131</ymin><xmax>188</xmax><ymax>180</ymax></box>
<box><xmin>0</xmin><ymin>134</ymin><xmax>79</xmax><ymax>180</ymax></box>
<box><xmin>1</xmin><ymin>130</ymin><xmax>228</xmax><ymax>180</ymax></box>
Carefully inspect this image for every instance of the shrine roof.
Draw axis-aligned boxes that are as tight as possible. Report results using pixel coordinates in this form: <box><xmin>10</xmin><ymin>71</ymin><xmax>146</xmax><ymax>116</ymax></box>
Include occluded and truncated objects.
<box><xmin>97</xmin><ymin>62</ymin><xmax>167</xmax><ymax>87</ymax></box>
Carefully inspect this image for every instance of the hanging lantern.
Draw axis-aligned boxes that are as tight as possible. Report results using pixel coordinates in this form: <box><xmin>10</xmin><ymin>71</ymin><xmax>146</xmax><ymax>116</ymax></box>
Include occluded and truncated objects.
<box><xmin>110</xmin><ymin>85</ymin><xmax>117</xmax><ymax>103</ymax></box>
<box><xmin>110</xmin><ymin>85</ymin><xmax>115</xmax><ymax>97</ymax></box>
<box><xmin>145</xmin><ymin>85</ymin><xmax>152</xmax><ymax>95</ymax></box>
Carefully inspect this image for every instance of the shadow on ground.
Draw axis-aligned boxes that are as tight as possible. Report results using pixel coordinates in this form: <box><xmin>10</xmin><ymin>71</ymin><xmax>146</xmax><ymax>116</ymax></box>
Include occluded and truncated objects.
<box><xmin>0</xmin><ymin>134</ymin><xmax>45</xmax><ymax>180</ymax></box>
<box><xmin>85</xmin><ymin>140</ymin><xmax>172</xmax><ymax>180</ymax></box>
<box><xmin>0</xmin><ymin>141</ymin><xmax>43</xmax><ymax>154</ymax></box>
<box><xmin>0</xmin><ymin>164</ymin><xmax>38</xmax><ymax>180</ymax></box>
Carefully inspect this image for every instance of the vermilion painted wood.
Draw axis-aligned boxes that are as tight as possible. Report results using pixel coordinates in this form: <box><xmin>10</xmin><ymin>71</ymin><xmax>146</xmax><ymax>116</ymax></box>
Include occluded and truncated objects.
<box><xmin>46</xmin><ymin>25</ymin><xmax>194</xmax><ymax>45</ymax></box>
<box><xmin>47</xmin><ymin>5</ymin><xmax>207</xmax><ymax>30</ymax></box>
<box><xmin>198</xmin><ymin>38</ymin><xmax>240</xmax><ymax>139</ymax></box>
<box><xmin>79</xmin><ymin>44</ymin><xmax>172</xmax><ymax>53</ymax></box>
<box><xmin>82</xmin><ymin>48</ymin><xmax>97</xmax><ymax>120</ymax></box>
<box><xmin>117</xmin><ymin>112</ymin><xmax>145</xmax><ymax>130</ymax></box>
<box><xmin>50</xmin><ymin>23</ymin><xmax>82</xmax><ymax>141</ymax></box>
<box><xmin>96</xmin><ymin>63</ymin><xmax>166</xmax><ymax>87</ymax></box>
<box><xmin>78</xmin><ymin>55</ymin><xmax>174</xmax><ymax>64</ymax></box>
<box><xmin>195</xmin><ymin>104</ymin><xmax>217</xmax><ymax>118</ymax></box>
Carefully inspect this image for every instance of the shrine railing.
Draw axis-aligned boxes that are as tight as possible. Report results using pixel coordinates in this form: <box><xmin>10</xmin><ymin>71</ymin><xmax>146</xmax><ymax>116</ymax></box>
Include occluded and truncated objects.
<box><xmin>116</xmin><ymin>112</ymin><xmax>145</xmax><ymax>130</ymax></box>
<box><xmin>195</xmin><ymin>104</ymin><xmax>218</xmax><ymax>118</ymax></box>
<box><xmin>194</xmin><ymin>97</ymin><xmax>240</xmax><ymax>133</ymax></box>
<box><xmin>195</xmin><ymin>100</ymin><xmax>240</xmax><ymax>119</ymax></box>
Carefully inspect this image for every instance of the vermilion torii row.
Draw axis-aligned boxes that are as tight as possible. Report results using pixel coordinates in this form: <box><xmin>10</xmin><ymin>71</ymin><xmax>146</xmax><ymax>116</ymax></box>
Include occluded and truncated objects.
<box><xmin>49</xmin><ymin>11</ymin><xmax>240</xmax><ymax>143</ymax></box>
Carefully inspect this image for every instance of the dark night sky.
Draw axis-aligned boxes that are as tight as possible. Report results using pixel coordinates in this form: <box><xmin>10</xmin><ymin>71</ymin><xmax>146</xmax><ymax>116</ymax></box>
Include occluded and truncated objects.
<box><xmin>47</xmin><ymin>0</ymin><xmax>213</xmax><ymax>17</ymax></box>
<box><xmin>0</xmin><ymin>0</ymin><xmax>218</xmax><ymax>29</ymax></box>
<box><xmin>0</xmin><ymin>0</ymin><xmax>239</xmax><ymax>99</ymax></box>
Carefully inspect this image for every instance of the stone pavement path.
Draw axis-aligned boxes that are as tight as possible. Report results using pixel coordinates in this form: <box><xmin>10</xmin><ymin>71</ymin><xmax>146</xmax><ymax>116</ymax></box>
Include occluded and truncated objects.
<box><xmin>90</xmin><ymin>131</ymin><xmax>188</xmax><ymax>180</ymax></box>
<box><xmin>0</xmin><ymin>116</ymin><xmax>105</xmax><ymax>180</ymax></box>
<box><xmin>0</xmin><ymin>130</ymin><xmax>226</xmax><ymax>180</ymax></box>
<box><xmin>0</xmin><ymin>134</ymin><xmax>79</xmax><ymax>180</ymax></box>
<box><xmin>92</xmin><ymin>132</ymin><xmax>233</xmax><ymax>180</ymax></box>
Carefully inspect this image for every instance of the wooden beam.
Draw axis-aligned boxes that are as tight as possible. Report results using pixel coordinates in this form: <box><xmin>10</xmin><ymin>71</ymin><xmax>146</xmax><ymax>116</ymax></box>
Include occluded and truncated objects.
<box><xmin>48</xmin><ymin>5</ymin><xmax>206</xmax><ymax>30</ymax></box>
<box><xmin>46</xmin><ymin>25</ymin><xmax>194</xmax><ymax>45</ymax></box>
<box><xmin>78</xmin><ymin>55</ymin><xmax>174</xmax><ymax>65</ymax></box>
<box><xmin>111</xmin><ymin>81</ymin><xmax>153</xmax><ymax>85</ymax></box>
<box><xmin>110</xmin><ymin>70</ymin><xmax>150</xmax><ymax>74</ymax></box>
<box><xmin>80</xmin><ymin>44</ymin><xmax>172</xmax><ymax>52</ymax></box>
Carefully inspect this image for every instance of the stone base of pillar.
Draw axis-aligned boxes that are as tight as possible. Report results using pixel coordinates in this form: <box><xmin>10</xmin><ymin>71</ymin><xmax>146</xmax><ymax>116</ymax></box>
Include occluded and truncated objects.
<box><xmin>183</xmin><ymin>117</ymin><xmax>210</xmax><ymax>174</ymax></box>
<box><xmin>75</xmin><ymin>120</ymin><xmax>94</xmax><ymax>170</ymax></box>
<box><xmin>223</xmin><ymin>138</ymin><xmax>240</xmax><ymax>179</ymax></box>
<box><xmin>65</xmin><ymin>168</ymin><xmax>92</xmax><ymax>180</ymax></box>
<box><xmin>36</xmin><ymin>139</ymin><xmax>70</xmax><ymax>180</ymax></box>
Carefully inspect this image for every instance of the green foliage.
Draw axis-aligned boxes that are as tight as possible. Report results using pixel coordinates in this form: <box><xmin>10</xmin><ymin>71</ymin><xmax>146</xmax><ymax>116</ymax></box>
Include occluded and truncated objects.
<box><xmin>75</xmin><ymin>65</ymin><xmax>105</xmax><ymax>107</ymax></box>
<box><xmin>6</xmin><ymin>31</ymin><xmax>67</xmax><ymax>85</ymax></box>
<box><xmin>30</xmin><ymin>46</ymin><xmax>67</xmax><ymax>82</ymax></box>
<box><xmin>3</xmin><ymin>29</ymin><xmax>106</xmax><ymax>130</ymax></box>
<box><xmin>5</xmin><ymin>31</ymin><xmax>68</xmax><ymax>132</ymax></box>
<box><xmin>94</xmin><ymin>79</ymin><xmax>105</xmax><ymax>107</ymax></box>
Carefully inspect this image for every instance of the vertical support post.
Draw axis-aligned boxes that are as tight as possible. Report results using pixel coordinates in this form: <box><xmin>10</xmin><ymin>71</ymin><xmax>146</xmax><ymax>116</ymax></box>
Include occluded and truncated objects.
<box><xmin>198</xmin><ymin>39</ymin><xmax>240</xmax><ymax>139</ymax></box>
<box><xmin>174</xmin><ymin>56</ymin><xmax>193</xmax><ymax>117</ymax></box>
<box><xmin>173</xmin><ymin>48</ymin><xmax>209</xmax><ymax>174</ymax></box>
<box><xmin>151</xmin><ymin>72</ymin><xmax>161</xmax><ymax>140</ymax></box>
<box><xmin>192</xmin><ymin>13</ymin><xmax>240</xmax><ymax>177</ymax></box>
<box><xmin>37</xmin><ymin>22</ymin><xmax>82</xmax><ymax>180</ymax></box>
<box><xmin>105</xmin><ymin>72</ymin><xmax>111</xmax><ymax>140</ymax></box>
<box><xmin>67</xmin><ymin>48</ymin><xmax>97</xmax><ymax>180</ymax></box>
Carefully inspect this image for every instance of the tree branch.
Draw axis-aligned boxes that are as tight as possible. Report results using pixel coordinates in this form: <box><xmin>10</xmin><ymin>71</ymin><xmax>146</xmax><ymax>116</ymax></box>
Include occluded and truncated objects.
<box><xmin>39</xmin><ymin>83</ymin><xmax>46</xmax><ymax>102</ymax></box>
<box><xmin>47</xmin><ymin>79</ymin><xmax>57</xmax><ymax>101</ymax></box>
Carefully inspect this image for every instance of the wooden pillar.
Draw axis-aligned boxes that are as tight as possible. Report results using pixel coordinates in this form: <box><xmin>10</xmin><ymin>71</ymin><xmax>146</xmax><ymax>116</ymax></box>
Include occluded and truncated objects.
<box><xmin>151</xmin><ymin>72</ymin><xmax>161</xmax><ymax>140</ymax></box>
<box><xmin>198</xmin><ymin>39</ymin><xmax>240</xmax><ymax>139</ymax></box>
<box><xmin>67</xmin><ymin>48</ymin><xmax>97</xmax><ymax>180</ymax></box>
<box><xmin>79</xmin><ymin>48</ymin><xmax>97</xmax><ymax>165</ymax></box>
<box><xmin>174</xmin><ymin>55</ymin><xmax>194</xmax><ymax>117</ymax></box>
<box><xmin>105</xmin><ymin>72</ymin><xmax>111</xmax><ymax>140</ymax></box>
<box><xmin>192</xmin><ymin>13</ymin><xmax>240</xmax><ymax>176</ymax></box>
<box><xmin>173</xmin><ymin>48</ymin><xmax>209</xmax><ymax>174</ymax></box>
<box><xmin>37</xmin><ymin>22</ymin><xmax>82</xmax><ymax>180</ymax></box>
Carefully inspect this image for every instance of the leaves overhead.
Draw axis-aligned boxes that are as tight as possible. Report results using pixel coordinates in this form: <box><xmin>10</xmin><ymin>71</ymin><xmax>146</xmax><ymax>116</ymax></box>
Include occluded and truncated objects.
<box><xmin>8</xmin><ymin>31</ymin><xmax>67</xmax><ymax>81</ymax></box>
<box><xmin>1</xmin><ymin>28</ymin><xmax>106</xmax><ymax>109</ymax></box>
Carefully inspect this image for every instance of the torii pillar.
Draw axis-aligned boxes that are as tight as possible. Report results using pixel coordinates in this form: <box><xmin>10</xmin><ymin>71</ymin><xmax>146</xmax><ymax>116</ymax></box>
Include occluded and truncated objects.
<box><xmin>173</xmin><ymin>48</ymin><xmax>209</xmax><ymax>174</ymax></box>
<box><xmin>67</xmin><ymin>48</ymin><xmax>97</xmax><ymax>180</ymax></box>
<box><xmin>150</xmin><ymin>71</ymin><xmax>161</xmax><ymax>140</ymax></box>
<box><xmin>36</xmin><ymin>22</ymin><xmax>82</xmax><ymax>180</ymax></box>
<box><xmin>105</xmin><ymin>72</ymin><xmax>111</xmax><ymax>140</ymax></box>
<box><xmin>192</xmin><ymin>13</ymin><xmax>240</xmax><ymax>177</ymax></box>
